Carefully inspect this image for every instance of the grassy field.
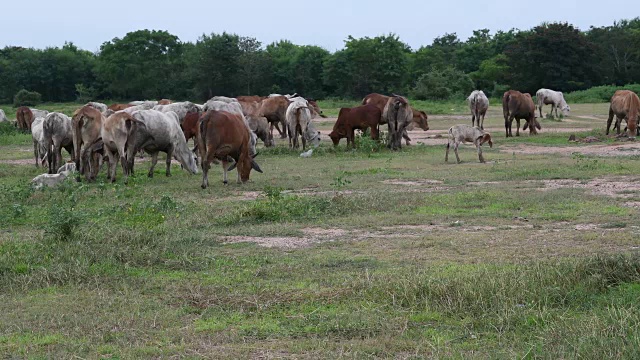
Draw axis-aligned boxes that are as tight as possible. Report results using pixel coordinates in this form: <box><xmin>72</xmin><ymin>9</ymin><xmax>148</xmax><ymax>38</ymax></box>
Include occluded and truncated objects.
<box><xmin>1</xmin><ymin>102</ymin><xmax>640</xmax><ymax>358</ymax></box>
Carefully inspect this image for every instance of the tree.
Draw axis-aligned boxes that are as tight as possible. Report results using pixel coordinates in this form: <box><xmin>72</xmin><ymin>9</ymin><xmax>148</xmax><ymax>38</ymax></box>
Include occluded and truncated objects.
<box><xmin>588</xmin><ymin>18</ymin><xmax>640</xmax><ymax>85</ymax></box>
<box><xmin>96</xmin><ymin>30</ymin><xmax>183</xmax><ymax>99</ymax></box>
<box><xmin>410</xmin><ymin>67</ymin><xmax>474</xmax><ymax>100</ymax></box>
<box><xmin>504</xmin><ymin>23</ymin><xmax>598</xmax><ymax>93</ymax></box>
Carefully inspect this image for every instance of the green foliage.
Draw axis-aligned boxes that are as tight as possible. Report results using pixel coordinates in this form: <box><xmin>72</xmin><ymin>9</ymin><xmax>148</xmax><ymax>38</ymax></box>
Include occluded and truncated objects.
<box><xmin>564</xmin><ymin>84</ymin><xmax>640</xmax><ymax>103</ymax></box>
<box><xmin>75</xmin><ymin>84</ymin><xmax>97</xmax><ymax>103</ymax></box>
<box><xmin>13</xmin><ymin>89</ymin><xmax>41</xmax><ymax>107</ymax></box>
<box><xmin>410</xmin><ymin>67</ymin><xmax>474</xmax><ymax>100</ymax></box>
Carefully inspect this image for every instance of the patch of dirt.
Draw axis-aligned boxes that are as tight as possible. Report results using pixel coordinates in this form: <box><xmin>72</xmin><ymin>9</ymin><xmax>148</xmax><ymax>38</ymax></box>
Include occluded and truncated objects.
<box><xmin>382</xmin><ymin>179</ymin><xmax>443</xmax><ymax>186</ymax></box>
<box><xmin>222</xmin><ymin>236</ymin><xmax>319</xmax><ymax>249</ymax></box>
<box><xmin>541</xmin><ymin>177</ymin><xmax>640</xmax><ymax>198</ymax></box>
<box><xmin>0</xmin><ymin>158</ymin><xmax>35</xmax><ymax>165</ymax></box>
<box><xmin>502</xmin><ymin>142</ymin><xmax>640</xmax><ymax>157</ymax></box>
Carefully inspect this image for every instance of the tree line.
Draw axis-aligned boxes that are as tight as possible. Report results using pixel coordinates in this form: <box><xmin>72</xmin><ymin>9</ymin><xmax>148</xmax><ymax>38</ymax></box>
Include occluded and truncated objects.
<box><xmin>1</xmin><ymin>18</ymin><xmax>639</xmax><ymax>104</ymax></box>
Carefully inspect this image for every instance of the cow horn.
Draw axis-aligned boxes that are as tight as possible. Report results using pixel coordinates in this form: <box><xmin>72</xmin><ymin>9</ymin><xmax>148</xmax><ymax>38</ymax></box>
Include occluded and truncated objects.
<box><xmin>252</xmin><ymin>153</ymin><xmax>259</xmax><ymax>159</ymax></box>
<box><xmin>251</xmin><ymin>160</ymin><xmax>263</xmax><ymax>173</ymax></box>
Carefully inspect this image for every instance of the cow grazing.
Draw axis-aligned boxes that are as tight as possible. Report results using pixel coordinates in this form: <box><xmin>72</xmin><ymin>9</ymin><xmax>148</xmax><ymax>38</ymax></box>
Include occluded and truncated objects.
<box><xmin>606</xmin><ymin>90</ymin><xmax>640</xmax><ymax>138</ymax></box>
<box><xmin>108</xmin><ymin>103</ymin><xmax>134</xmax><ymax>111</ymax></box>
<box><xmin>197</xmin><ymin>110</ymin><xmax>263</xmax><ymax>188</ymax></box>
<box><xmin>72</xmin><ymin>105</ymin><xmax>106</xmax><ymax>181</ymax></box>
<box><xmin>16</xmin><ymin>107</ymin><xmax>33</xmax><ymax>131</ymax></box>
<box><xmin>204</xmin><ymin>100</ymin><xmax>257</xmax><ymax>156</ymax></box>
<box><xmin>503</xmin><ymin>90</ymin><xmax>541</xmax><ymax>137</ymax></box>
<box><xmin>153</xmin><ymin>101</ymin><xmax>199</xmax><ymax>124</ymax></box>
<box><xmin>131</xmin><ymin>110</ymin><xmax>198</xmax><ymax>178</ymax></box>
<box><xmin>247</xmin><ymin>115</ymin><xmax>275</xmax><ymax>147</ymax></box>
<box><xmin>259</xmin><ymin>96</ymin><xmax>290</xmax><ymax>139</ymax></box>
<box><xmin>307</xmin><ymin>99</ymin><xmax>327</xmax><ymax>118</ymax></box>
<box><xmin>101</xmin><ymin>112</ymin><xmax>144</xmax><ymax>183</ymax></box>
<box><xmin>536</xmin><ymin>88</ymin><xmax>570</xmax><ymax>118</ymax></box>
<box><xmin>383</xmin><ymin>95</ymin><xmax>413</xmax><ymax>150</ymax></box>
<box><xmin>285</xmin><ymin>98</ymin><xmax>321</xmax><ymax>150</ymax></box>
<box><xmin>468</xmin><ymin>90</ymin><xmax>489</xmax><ymax>129</ymax></box>
<box><xmin>158</xmin><ymin>99</ymin><xmax>172</xmax><ymax>105</ymax></box>
<box><xmin>445</xmin><ymin>124</ymin><xmax>493</xmax><ymax>163</ymax></box>
<box><xmin>43</xmin><ymin>112</ymin><xmax>74</xmax><ymax>174</ymax></box>
<box><xmin>0</xmin><ymin>109</ymin><xmax>8</xmax><ymax>122</ymax></box>
<box><xmin>362</xmin><ymin>93</ymin><xmax>429</xmax><ymax>145</ymax></box>
<box><xmin>329</xmin><ymin>104</ymin><xmax>381</xmax><ymax>148</ymax></box>
<box><xmin>31</xmin><ymin>117</ymin><xmax>47</xmax><ymax>167</ymax></box>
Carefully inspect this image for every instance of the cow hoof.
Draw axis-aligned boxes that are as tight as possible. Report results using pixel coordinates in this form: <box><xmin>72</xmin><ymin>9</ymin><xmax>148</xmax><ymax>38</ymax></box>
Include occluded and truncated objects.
<box><xmin>201</xmin><ymin>184</ymin><xmax>207</xmax><ymax>189</ymax></box>
<box><xmin>223</xmin><ymin>180</ymin><xmax>228</xmax><ymax>185</ymax></box>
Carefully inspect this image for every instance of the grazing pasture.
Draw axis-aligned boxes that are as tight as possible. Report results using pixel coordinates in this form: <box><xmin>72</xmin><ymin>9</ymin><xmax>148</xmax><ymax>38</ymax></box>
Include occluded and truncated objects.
<box><xmin>1</xmin><ymin>102</ymin><xmax>640</xmax><ymax>358</ymax></box>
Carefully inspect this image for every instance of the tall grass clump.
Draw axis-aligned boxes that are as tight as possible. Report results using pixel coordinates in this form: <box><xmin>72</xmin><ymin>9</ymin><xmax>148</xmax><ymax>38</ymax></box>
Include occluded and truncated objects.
<box><xmin>565</xmin><ymin>84</ymin><xmax>640</xmax><ymax>103</ymax></box>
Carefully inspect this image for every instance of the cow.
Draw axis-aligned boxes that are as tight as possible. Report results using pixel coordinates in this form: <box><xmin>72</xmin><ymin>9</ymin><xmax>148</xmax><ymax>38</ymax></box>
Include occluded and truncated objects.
<box><xmin>362</xmin><ymin>93</ymin><xmax>429</xmax><ymax>145</ymax></box>
<box><xmin>197</xmin><ymin>110</ymin><xmax>263</xmax><ymax>188</ymax></box>
<box><xmin>31</xmin><ymin>117</ymin><xmax>47</xmax><ymax>167</ymax></box>
<box><xmin>383</xmin><ymin>95</ymin><xmax>413</xmax><ymax>150</ymax></box>
<box><xmin>269</xmin><ymin>93</ymin><xmax>297</xmax><ymax>99</ymax></box>
<box><xmin>247</xmin><ymin>115</ymin><xmax>275</xmax><ymax>147</ymax></box>
<box><xmin>108</xmin><ymin>103</ymin><xmax>134</xmax><ymax>111</ymax></box>
<box><xmin>467</xmin><ymin>90</ymin><xmax>489</xmax><ymax>129</ymax></box>
<box><xmin>503</xmin><ymin>90</ymin><xmax>541</xmax><ymax>137</ymax></box>
<box><xmin>209</xmin><ymin>96</ymin><xmax>238</xmax><ymax>104</ymax></box>
<box><xmin>43</xmin><ymin>112</ymin><xmax>74</xmax><ymax>174</ymax></box>
<box><xmin>158</xmin><ymin>99</ymin><xmax>172</xmax><ymax>105</ymax></box>
<box><xmin>122</xmin><ymin>105</ymin><xmax>152</xmax><ymax>114</ymax></box>
<box><xmin>101</xmin><ymin>112</ymin><xmax>144</xmax><ymax>183</ymax></box>
<box><xmin>130</xmin><ymin>110</ymin><xmax>198</xmax><ymax>178</ymax></box>
<box><xmin>307</xmin><ymin>99</ymin><xmax>327</xmax><ymax>118</ymax></box>
<box><xmin>446</xmin><ymin>124</ymin><xmax>493</xmax><ymax>163</ymax></box>
<box><xmin>0</xmin><ymin>109</ymin><xmax>7</xmax><ymax>122</ymax></box>
<box><xmin>536</xmin><ymin>88</ymin><xmax>570</xmax><ymax>118</ymax></box>
<box><xmin>259</xmin><ymin>95</ymin><xmax>290</xmax><ymax>139</ymax></box>
<box><xmin>31</xmin><ymin>163</ymin><xmax>76</xmax><ymax>190</ymax></box>
<box><xmin>236</xmin><ymin>95</ymin><xmax>267</xmax><ymax>103</ymax></box>
<box><xmin>329</xmin><ymin>104</ymin><xmax>381</xmax><ymax>148</ymax></box>
<box><xmin>16</xmin><ymin>107</ymin><xmax>33</xmax><ymax>131</ymax></box>
<box><xmin>285</xmin><ymin>98</ymin><xmax>321</xmax><ymax>150</ymax></box>
<box><xmin>85</xmin><ymin>102</ymin><xmax>109</xmax><ymax>115</ymax></box>
<box><xmin>153</xmin><ymin>101</ymin><xmax>199</xmax><ymax>124</ymax></box>
<box><xmin>30</xmin><ymin>109</ymin><xmax>49</xmax><ymax>121</ymax></box>
<box><xmin>606</xmin><ymin>90</ymin><xmax>640</xmax><ymax>139</ymax></box>
<box><xmin>204</xmin><ymin>100</ymin><xmax>258</xmax><ymax>156</ymax></box>
<box><xmin>72</xmin><ymin>105</ymin><xmax>106</xmax><ymax>181</ymax></box>
<box><xmin>129</xmin><ymin>100</ymin><xmax>158</xmax><ymax>109</ymax></box>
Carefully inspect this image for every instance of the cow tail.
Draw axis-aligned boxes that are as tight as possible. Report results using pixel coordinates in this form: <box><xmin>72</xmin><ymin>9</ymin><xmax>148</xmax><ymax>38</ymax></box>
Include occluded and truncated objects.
<box><xmin>198</xmin><ymin>115</ymin><xmax>208</xmax><ymax>158</ymax></box>
<box><xmin>74</xmin><ymin>115</ymin><xmax>83</xmax><ymax>173</ymax></box>
<box><xmin>43</xmin><ymin>118</ymin><xmax>54</xmax><ymax>174</ymax></box>
<box><xmin>296</xmin><ymin>107</ymin><xmax>302</xmax><ymax>136</ymax></box>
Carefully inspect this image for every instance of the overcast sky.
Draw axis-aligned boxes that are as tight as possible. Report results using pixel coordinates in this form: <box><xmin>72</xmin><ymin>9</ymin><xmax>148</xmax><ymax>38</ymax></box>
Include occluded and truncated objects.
<box><xmin>2</xmin><ymin>0</ymin><xmax>638</xmax><ymax>52</ymax></box>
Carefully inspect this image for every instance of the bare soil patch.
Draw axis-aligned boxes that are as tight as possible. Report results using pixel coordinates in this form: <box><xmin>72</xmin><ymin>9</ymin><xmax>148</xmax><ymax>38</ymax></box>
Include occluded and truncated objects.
<box><xmin>502</xmin><ymin>142</ymin><xmax>640</xmax><ymax>157</ymax></box>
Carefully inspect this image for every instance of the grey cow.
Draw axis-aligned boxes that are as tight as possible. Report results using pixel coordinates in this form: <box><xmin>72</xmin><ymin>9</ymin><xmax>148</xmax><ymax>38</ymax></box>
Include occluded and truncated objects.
<box><xmin>445</xmin><ymin>124</ymin><xmax>493</xmax><ymax>163</ymax></box>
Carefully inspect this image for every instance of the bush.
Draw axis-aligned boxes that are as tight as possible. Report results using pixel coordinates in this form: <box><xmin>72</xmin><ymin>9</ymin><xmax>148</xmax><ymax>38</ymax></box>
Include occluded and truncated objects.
<box><xmin>13</xmin><ymin>89</ymin><xmax>42</xmax><ymax>107</ymax></box>
<box><xmin>410</xmin><ymin>67</ymin><xmax>474</xmax><ymax>100</ymax></box>
<box><xmin>564</xmin><ymin>84</ymin><xmax>640</xmax><ymax>103</ymax></box>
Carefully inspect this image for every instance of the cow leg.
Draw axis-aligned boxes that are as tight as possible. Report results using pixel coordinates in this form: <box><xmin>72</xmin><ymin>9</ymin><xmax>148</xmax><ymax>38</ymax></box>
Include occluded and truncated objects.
<box><xmin>403</xmin><ymin>130</ymin><xmax>411</xmax><ymax>146</ymax></box>
<box><xmin>472</xmin><ymin>114</ymin><xmax>476</xmax><ymax>127</ymax></box>
<box><xmin>515</xmin><ymin>119</ymin><xmax>520</xmax><ymax>136</ymax></box>
<box><xmin>165</xmin><ymin>146</ymin><xmax>174</xmax><ymax>177</ymax></box>
<box><xmin>454</xmin><ymin>142</ymin><xmax>461</xmax><ymax>163</ymax></box>
<box><xmin>538</xmin><ymin>104</ymin><xmax>543</xmax><ymax>118</ymax></box>
<box><xmin>370</xmin><ymin>125</ymin><xmax>379</xmax><ymax>141</ymax></box>
<box><xmin>148</xmin><ymin>152</ymin><xmax>159</xmax><ymax>178</ymax></box>
<box><xmin>221</xmin><ymin>161</ymin><xmax>229</xmax><ymax>185</ymax></box>
<box><xmin>106</xmin><ymin>149</ymin><xmax>117</xmax><ymax>183</ymax></box>
<box><xmin>476</xmin><ymin>141</ymin><xmax>485</xmax><ymax>163</ymax></box>
<box><xmin>301</xmin><ymin>128</ymin><xmax>307</xmax><ymax>151</ymax></box>
<box><xmin>445</xmin><ymin>142</ymin><xmax>450</xmax><ymax>162</ymax></box>
<box><xmin>505</xmin><ymin>117</ymin><xmax>511</xmax><ymax>138</ymax></box>
<box><xmin>200</xmin><ymin>154</ymin><xmax>210</xmax><ymax>189</ymax></box>
<box><xmin>480</xmin><ymin>114</ymin><xmax>485</xmax><ymax>130</ymax></box>
<box><xmin>606</xmin><ymin>109</ymin><xmax>615</xmax><ymax>135</ymax></box>
<box><xmin>33</xmin><ymin>141</ymin><xmax>39</xmax><ymax>167</ymax></box>
<box><xmin>54</xmin><ymin>141</ymin><xmax>63</xmax><ymax>174</ymax></box>
<box><xmin>274</xmin><ymin>121</ymin><xmax>286</xmax><ymax>139</ymax></box>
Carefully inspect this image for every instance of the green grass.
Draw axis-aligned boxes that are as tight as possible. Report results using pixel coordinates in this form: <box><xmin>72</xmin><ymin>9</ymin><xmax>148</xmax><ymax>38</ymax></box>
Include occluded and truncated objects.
<box><xmin>0</xmin><ymin>102</ymin><xmax>639</xmax><ymax>358</ymax></box>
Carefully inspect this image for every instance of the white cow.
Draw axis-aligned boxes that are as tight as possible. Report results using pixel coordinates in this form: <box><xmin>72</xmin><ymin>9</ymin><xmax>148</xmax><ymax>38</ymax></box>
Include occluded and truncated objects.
<box><xmin>536</xmin><ymin>88</ymin><xmax>570</xmax><ymax>118</ymax></box>
<box><xmin>129</xmin><ymin>100</ymin><xmax>158</xmax><ymax>109</ymax></box>
<box><xmin>86</xmin><ymin>102</ymin><xmax>109</xmax><ymax>115</ymax></box>
<box><xmin>30</xmin><ymin>108</ymin><xmax>49</xmax><ymax>120</ymax></box>
<box><xmin>467</xmin><ymin>90</ymin><xmax>489</xmax><ymax>129</ymax></box>
<box><xmin>130</xmin><ymin>110</ymin><xmax>198</xmax><ymax>177</ymax></box>
<box><xmin>42</xmin><ymin>112</ymin><xmax>74</xmax><ymax>174</ymax></box>
<box><xmin>0</xmin><ymin>109</ymin><xmax>7</xmax><ymax>122</ymax></box>
<box><xmin>31</xmin><ymin>117</ymin><xmax>47</xmax><ymax>167</ymax></box>
<box><xmin>285</xmin><ymin>98</ymin><xmax>321</xmax><ymax>150</ymax></box>
<box><xmin>152</xmin><ymin>101</ymin><xmax>199</xmax><ymax>124</ymax></box>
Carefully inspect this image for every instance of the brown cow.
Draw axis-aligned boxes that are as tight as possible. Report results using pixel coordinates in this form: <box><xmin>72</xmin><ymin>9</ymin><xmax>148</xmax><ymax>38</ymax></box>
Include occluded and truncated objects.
<box><xmin>259</xmin><ymin>96</ymin><xmax>289</xmax><ymax>139</ymax></box>
<box><xmin>158</xmin><ymin>99</ymin><xmax>173</xmax><ymax>105</ymax></box>
<box><xmin>362</xmin><ymin>93</ymin><xmax>429</xmax><ymax>145</ymax></box>
<box><xmin>502</xmin><ymin>90</ymin><xmax>541</xmax><ymax>137</ymax></box>
<box><xmin>606</xmin><ymin>90</ymin><xmax>640</xmax><ymax>138</ymax></box>
<box><xmin>16</xmin><ymin>107</ymin><xmax>34</xmax><ymax>131</ymax></box>
<box><xmin>197</xmin><ymin>110</ymin><xmax>263</xmax><ymax>188</ymax></box>
<box><xmin>329</xmin><ymin>104</ymin><xmax>381</xmax><ymax>148</ymax></box>
<box><xmin>236</xmin><ymin>95</ymin><xmax>267</xmax><ymax>103</ymax></box>
<box><xmin>72</xmin><ymin>105</ymin><xmax>105</xmax><ymax>181</ymax></box>
<box><xmin>307</xmin><ymin>99</ymin><xmax>327</xmax><ymax>118</ymax></box>
<box><xmin>108</xmin><ymin>103</ymin><xmax>134</xmax><ymax>111</ymax></box>
<box><xmin>101</xmin><ymin>112</ymin><xmax>144</xmax><ymax>183</ymax></box>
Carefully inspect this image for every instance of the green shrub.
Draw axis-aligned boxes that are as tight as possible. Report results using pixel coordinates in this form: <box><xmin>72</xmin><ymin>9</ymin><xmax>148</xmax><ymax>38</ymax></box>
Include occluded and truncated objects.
<box><xmin>410</xmin><ymin>67</ymin><xmax>474</xmax><ymax>100</ymax></box>
<box><xmin>13</xmin><ymin>89</ymin><xmax>42</xmax><ymax>107</ymax></box>
<box><xmin>75</xmin><ymin>83</ymin><xmax>97</xmax><ymax>103</ymax></box>
<box><xmin>564</xmin><ymin>84</ymin><xmax>640</xmax><ymax>103</ymax></box>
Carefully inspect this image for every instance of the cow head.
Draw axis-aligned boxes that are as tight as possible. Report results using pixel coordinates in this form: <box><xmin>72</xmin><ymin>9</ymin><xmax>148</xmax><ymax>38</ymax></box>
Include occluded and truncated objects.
<box><xmin>561</xmin><ymin>104</ymin><xmax>571</xmax><ymax>116</ymax></box>
<box><xmin>308</xmin><ymin>100</ymin><xmax>327</xmax><ymax>118</ymax></box>
<box><xmin>329</xmin><ymin>130</ymin><xmax>342</xmax><ymax>146</ymax></box>
<box><xmin>228</xmin><ymin>153</ymin><xmax>263</xmax><ymax>183</ymax></box>
<box><xmin>479</xmin><ymin>133</ymin><xmax>493</xmax><ymax>148</ymax></box>
<box><xmin>412</xmin><ymin>110</ymin><xmax>429</xmax><ymax>131</ymax></box>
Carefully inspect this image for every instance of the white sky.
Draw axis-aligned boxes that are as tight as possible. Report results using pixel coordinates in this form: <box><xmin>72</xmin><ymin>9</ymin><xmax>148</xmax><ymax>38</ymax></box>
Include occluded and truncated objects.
<box><xmin>1</xmin><ymin>0</ymin><xmax>638</xmax><ymax>52</ymax></box>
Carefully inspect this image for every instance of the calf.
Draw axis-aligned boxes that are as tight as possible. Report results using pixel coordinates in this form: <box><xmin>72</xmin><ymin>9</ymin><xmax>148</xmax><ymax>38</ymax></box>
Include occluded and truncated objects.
<box><xmin>197</xmin><ymin>110</ymin><xmax>263</xmax><ymax>188</ymax></box>
<box><xmin>503</xmin><ymin>90</ymin><xmax>541</xmax><ymax>137</ymax></box>
<box><xmin>329</xmin><ymin>104</ymin><xmax>381</xmax><ymax>147</ymax></box>
<box><xmin>445</xmin><ymin>124</ymin><xmax>493</xmax><ymax>163</ymax></box>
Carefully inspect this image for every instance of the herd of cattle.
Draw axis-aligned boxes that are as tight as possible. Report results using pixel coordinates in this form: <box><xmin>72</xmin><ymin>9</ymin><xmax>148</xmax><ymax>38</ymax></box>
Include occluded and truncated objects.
<box><xmin>5</xmin><ymin>87</ymin><xmax>640</xmax><ymax>188</ymax></box>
